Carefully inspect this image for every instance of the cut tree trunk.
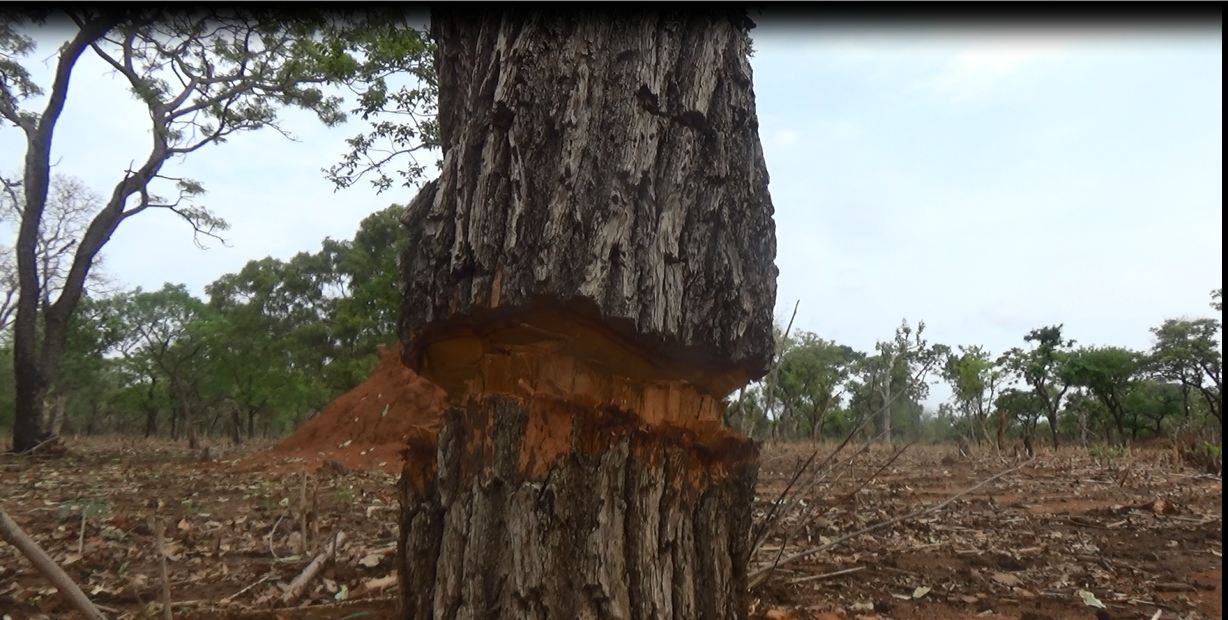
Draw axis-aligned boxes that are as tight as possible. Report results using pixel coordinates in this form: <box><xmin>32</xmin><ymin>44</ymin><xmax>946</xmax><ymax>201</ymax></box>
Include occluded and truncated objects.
<box><xmin>397</xmin><ymin>7</ymin><xmax>776</xmax><ymax>620</ymax></box>
<box><xmin>399</xmin><ymin>7</ymin><xmax>776</xmax><ymax>384</ymax></box>
<box><xmin>399</xmin><ymin>396</ymin><xmax>758</xmax><ymax>619</ymax></box>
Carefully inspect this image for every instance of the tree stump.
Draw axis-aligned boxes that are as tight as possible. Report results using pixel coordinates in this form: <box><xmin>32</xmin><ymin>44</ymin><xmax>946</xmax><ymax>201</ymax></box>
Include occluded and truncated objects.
<box><xmin>397</xmin><ymin>8</ymin><xmax>777</xmax><ymax>619</ymax></box>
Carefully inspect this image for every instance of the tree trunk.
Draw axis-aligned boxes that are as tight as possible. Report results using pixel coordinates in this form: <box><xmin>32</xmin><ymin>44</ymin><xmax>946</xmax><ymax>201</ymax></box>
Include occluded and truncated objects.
<box><xmin>1046</xmin><ymin>409</ymin><xmax>1059</xmax><ymax>449</ymax></box>
<box><xmin>11</xmin><ymin>318</ymin><xmax>65</xmax><ymax>452</ymax></box>
<box><xmin>85</xmin><ymin>401</ymin><xmax>99</xmax><ymax>436</ymax></box>
<box><xmin>1078</xmin><ymin>405</ymin><xmax>1088</xmax><ymax>447</ymax></box>
<box><xmin>181</xmin><ymin>398</ymin><xmax>198</xmax><ymax>450</ymax></box>
<box><xmin>397</xmin><ymin>7</ymin><xmax>775</xmax><ymax>619</ymax></box>
<box><xmin>48</xmin><ymin>394</ymin><xmax>68</xmax><ymax>437</ymax></box>
<box><xmin>10</xmin><ymin>124</ymin><xmax>61</xmax><ymax>454</ymax></box>
<box><xmin>143</xmin><ymin>404</ymin><xmax>158</xmax><ymax>438</ymax></box>
<box><xmin>811</xmin><ymin>405</ymin><xmax>827</xmax><ymax>440</ymax></box>
<box><xmin>881</xmin><ymin>388</ymin><xmax>893</xmax><ymax>444</ymax></box>
<box><xmin>9</xmin><ymin>21</ymin><xmax>118</xmax><ymax>453</ymax></box>
<box><xmin>400</xmin><ymin>396</ymin><xmax>758</xmax><ymax>619</ymax></box>
<box><xmin>231</xmin><ymin>408</ymin><xmax>244</xmax><ymax>445</ymax></box>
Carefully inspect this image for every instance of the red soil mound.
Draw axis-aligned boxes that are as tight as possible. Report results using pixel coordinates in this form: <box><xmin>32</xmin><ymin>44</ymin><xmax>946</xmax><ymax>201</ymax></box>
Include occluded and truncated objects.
<box><xmin>268</xmin><ymin>343</ymin><xmax>446</xmax><ymax>473</ymax></box>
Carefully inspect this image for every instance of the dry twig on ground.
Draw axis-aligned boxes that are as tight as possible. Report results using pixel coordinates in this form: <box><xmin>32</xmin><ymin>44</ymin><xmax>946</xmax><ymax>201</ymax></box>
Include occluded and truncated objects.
<box><xmin>281</xmin><ymin>530</ymin><xmax>348</xmax><ymax>605</ymax></box>
<box><xmin>0</xmin><ymin>505</ymin><xmax>106</xmax><ymax>620</ymax></box>
<box><xmin>750</xmin><ymin>456</ymin><xmax>1037</xmax><ymax>588</ymax></box>
<box><xmin>150</xmin><ymin>507</ymin><xmax>173</xmax><ymax>620</ymax></box>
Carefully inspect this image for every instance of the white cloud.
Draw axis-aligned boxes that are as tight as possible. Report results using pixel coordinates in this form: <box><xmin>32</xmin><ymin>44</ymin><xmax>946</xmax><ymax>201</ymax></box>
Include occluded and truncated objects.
<box><xmin>768</xmin><ymin>128</ymin><xmax>801</xmax><ymax>148</ymax></box>
<box><xmin>921</xmin><ymin>35</ymin><xmax>1069</xmax><ymax>103</ymax></box>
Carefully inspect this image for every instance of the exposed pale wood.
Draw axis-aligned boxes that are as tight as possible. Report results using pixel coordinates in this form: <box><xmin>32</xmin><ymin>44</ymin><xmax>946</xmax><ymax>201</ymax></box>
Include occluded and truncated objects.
<box><xmin>0</xmin><ymin>506</ymin><xmax>106</xmax><ymax>620</ymax></box>
<box><xmin>299</xmin><ymin>472</ymin><xmax>309</xmax><ymax>554</ymax></box>
<box><xmin>281</xmin><ymin>531</ymin><xmax>348</xmax><ymax>605</ymax></box>
<box><xmin>396</xmin><ymin>7</ymin><xmax>775</xmax><ymax>620</ymax></box>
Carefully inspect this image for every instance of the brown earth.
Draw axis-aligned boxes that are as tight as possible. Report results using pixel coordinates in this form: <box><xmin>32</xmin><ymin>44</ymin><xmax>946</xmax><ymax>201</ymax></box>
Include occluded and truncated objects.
<box><xmin>258</xmin><ymin>343</ymin><xmax>446</xmax><ymax>475</ymax></box>
<box><xmin>0</xmin><ymin>438</ymin><xmax>1221</xmax><ymax>619</ymax></box>
<box><xmin>748</xmin><ymin>443</ymin><xmax>1223</xmax><ymax>620</ymax></box>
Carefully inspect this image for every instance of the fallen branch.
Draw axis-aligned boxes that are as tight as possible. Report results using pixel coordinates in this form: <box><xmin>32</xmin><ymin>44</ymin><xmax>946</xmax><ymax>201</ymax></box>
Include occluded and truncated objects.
<box><xmin>0</xmin><ymin>506</ymin><xmax>106</xmax><ymax>620</ymax></box>
<box><xmin>268</xmin><ymin>512</ymin><xmax>285</xmax><ymax>561</ymax></box>
<box><xmin>352</xmin><ymin>573</ymin><xmax>398</xmax><ymax>597</ymax></box>
<box><xmin>199</xmin><ymin>596</ymin><xmax>396</xmax><ymax>619</ymax></box>
<box><xmin>787</xmin><ymin>565</ymin><xmax>865</xmax><ymax>584</ymax></box>
<box><xmin>281</xmin><ymin>531</ymin><xmax>348</xmax><ymax>605</ymax></box>
<box><xmin>299</xmin><ymin>472</ymin><xmax>310</xmax><ymax>554</ymax></box>
<box><xmin>150</xmin><ymin>510</ymin><xmax>173</xmax><ymax>620</ymax></box>
<box><xmin>78</xmin><ymin>508</ymin><xmax>87</xmax><ymax>556</ymax></box>
<box><xmin>20</xmin><ymin>434</ymin><xmax>63</xmax><ymax>455</ymax></box>
<box><xmin>749</xmin><ymin>456</ymin><xmax>1036</xmax><ymax>588</ymax></box>
<box><xmin>220</xmin><ymin>572</ymin><xmax>277</xmax><ymax>604</ymax></box>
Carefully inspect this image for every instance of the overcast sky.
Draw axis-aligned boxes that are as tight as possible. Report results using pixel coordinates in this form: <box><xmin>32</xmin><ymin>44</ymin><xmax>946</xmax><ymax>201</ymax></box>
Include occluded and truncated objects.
<box><xmin>2</xmin><ymin>16</ymin><xmax>1222</xmax><ymax>407</ymax></box>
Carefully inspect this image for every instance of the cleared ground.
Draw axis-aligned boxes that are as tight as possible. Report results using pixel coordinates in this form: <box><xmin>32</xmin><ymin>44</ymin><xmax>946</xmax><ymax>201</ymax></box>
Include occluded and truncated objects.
<box><xmin>0</xmin><ymin>438</ymin><xmax>1220</xmax><ymax>619</ymax></box>
<box><xmin>749</xmin><ymin>442</ymin><xmax>1221</xmax><ymax>620</ymax></box>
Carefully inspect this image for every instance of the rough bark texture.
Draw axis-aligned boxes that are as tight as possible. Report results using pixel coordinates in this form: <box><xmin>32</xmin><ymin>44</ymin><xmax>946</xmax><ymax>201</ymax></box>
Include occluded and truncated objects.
<box><xmin>397</xmin><ymin>7</ymin><xmax>776</xmax><ymax>619</ymax></box>
<box><xmin>399</xmin><ymin>397</ymin><xmax>758</xmax><ymax>620</ymax></box>
<box><xmin>399</xmin><ymin>7</ymin><xmax>777</xmax><ymax>387</ymax></box>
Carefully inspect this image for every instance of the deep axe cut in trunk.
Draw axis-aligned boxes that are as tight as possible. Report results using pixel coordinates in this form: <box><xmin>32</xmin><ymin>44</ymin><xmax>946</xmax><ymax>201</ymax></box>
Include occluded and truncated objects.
<box><xmin>396</xmin><ymin>7</ymin><xmax>778</xmax><ymax>619</ymax></box>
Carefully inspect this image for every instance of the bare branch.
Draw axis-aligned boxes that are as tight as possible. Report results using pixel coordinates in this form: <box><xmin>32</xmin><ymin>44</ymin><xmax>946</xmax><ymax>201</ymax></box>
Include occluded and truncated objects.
<box><xmin>0</xmin><ymin>507</ymin><xmax>106</xmax><ymax>620</ymax></box>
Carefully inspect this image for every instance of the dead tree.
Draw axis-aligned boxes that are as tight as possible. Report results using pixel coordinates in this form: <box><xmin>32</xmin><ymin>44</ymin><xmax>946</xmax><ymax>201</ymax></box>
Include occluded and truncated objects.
<box><xmin>396</xmin><ymin>8</ymin><xmax>777</xmax><ymax>619</ymax></box>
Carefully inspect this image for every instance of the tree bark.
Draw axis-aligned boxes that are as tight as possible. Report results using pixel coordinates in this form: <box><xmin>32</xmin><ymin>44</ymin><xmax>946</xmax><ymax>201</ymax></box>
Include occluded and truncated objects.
<box><xmin>181</xmin><ymin>396</ymin><xmax>198</xmax><ymax>450</ymax></box>
<box><xmin>399</xmin><ymin>397</ymin><xmax>758</xmax><ymax>619</ymax></box>
<box><xmin>397</xmin><ymin>7</ymin><xmax>776</xmax><ymax>619</ymax></box>
<box><xmin>48</xmin><ymin>394</ymin><xmax>68</xmax><ymax>437</ymax></box>
<box><xmin>231</xmin><ymin>408</ymin><xmax>243</xmax><ymax>445</ymax></box>
<box><xmin>399</xmin><ymin>8</ymin><xmax>776</xmax><ymax>385</ymax></box>
<box><xmin>9</xmin><ymin>20</ymin><xmax>117</xmax><ymax>453</ymax></box>
<box><xmin>1046</xmin><ymin>411</ymin><xmax>1059</xmax><ymax>450</ymax></box>
<box><xmin>143</xmin><ymin>404</ymin><xmax>159</xmax><ymax>438</ymax></box>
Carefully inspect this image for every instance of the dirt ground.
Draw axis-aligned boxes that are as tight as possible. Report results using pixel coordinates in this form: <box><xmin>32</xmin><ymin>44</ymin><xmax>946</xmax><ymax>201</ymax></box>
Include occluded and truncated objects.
<box><xmin>749</xmin><ymin>442</ymin><xmax>1222</xmax><ymax>620</ymax></box>
<box><xmin>0</xmin><ymin>438</ymin><xmax>1220</xmax><ymax>619</ymax></box>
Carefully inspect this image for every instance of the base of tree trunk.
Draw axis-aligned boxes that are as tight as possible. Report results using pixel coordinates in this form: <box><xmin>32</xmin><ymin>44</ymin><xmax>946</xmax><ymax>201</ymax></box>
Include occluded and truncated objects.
<box><xmin>397</xmin><ymin>388</ymin><xmax>758</xmax><ymax>619</ymax></box>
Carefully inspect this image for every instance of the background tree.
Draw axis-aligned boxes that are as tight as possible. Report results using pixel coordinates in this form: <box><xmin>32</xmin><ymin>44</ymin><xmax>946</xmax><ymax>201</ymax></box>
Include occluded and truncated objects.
<box><xmin>1122</xmin><ymin>380</ymin><xmax>1185</xmax><ymax>438</ymax></box>
<box><xmin>855</xmin><ymin>320</ymin><xmax>947</xmax><ymax>442</ymax></box>
<box><xmin>943</xmin><ymin>345</ymin><xmax>1008</xmax><ymax>448</ymax></box>
<box><xmin>1005</xmin><ymin>325</ymin><xmax>1074</xmax><ymax>449</ymax></box>
<box><xmin>1150</xmin><ymin>317</ymin><xmax>1221</xmax><ymax>429</ymax></box>
<box><xmin>1061</xmin><ymin>390</ymin><xmax>1103</xmax><ymax>444</ymax></box>
<box><xmin>205</xmin><ymin>254</ymin><xmax>338</xmax><ymax>439</ymax></box>
<box><xmin>47</xmin><ymin>294</ymin><xmax>126</xmax><ymax>436</ymax></box>
<box><xmin>767</xmin><ymin>331</ymin><xmax>860</xmax><ymax>439</ymax></box>
<box><xmin>322</xmin><ymin>22</ymin><xmax>437</xmax><ymax>193</ymax></box>
<box><xmin>995</xmin><ymin>388</ymin><xmax>1044</xmax><ymax>446</ymax></box>
<box><xmin>1</xmin><ymin>8</ymin><xmax>433</xmax><ymax>451</ymax></box>
<box><xmin>1063</xmin><ymin>346</ymin><xmax>1142</xmax><ymax>444</ymax></box>
<box><xmin>316</xmin><ymin>205</ymin><xmax>408</xmax><ymax>385</ymax></box>
<box><xmin>1</xmin><ymin>175</ymin><xmax>112</xmax><ymax>332</ymax></box>
<box><xmin>113</xmin><ymin>284</ymin><xmax>210</xmax><ymax>447</ymax></box>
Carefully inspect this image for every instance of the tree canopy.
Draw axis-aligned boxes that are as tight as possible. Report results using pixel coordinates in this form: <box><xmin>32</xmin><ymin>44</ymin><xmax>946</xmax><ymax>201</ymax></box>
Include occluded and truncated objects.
<box><xmin>1</xmin><ymin>8</ymin><xmax>435</xmax><ymax>450</ymax></box>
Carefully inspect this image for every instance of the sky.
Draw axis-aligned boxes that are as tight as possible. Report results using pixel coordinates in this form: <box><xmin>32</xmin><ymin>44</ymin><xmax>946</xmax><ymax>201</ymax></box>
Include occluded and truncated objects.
<box><xmin>2</xmin><ymin>15</ymin><xmax>1222</xmax><ymax>408</ymax></box>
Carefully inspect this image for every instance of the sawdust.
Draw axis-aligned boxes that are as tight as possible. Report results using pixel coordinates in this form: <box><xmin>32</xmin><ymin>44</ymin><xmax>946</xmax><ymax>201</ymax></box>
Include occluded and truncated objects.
<box><xmin>261</xmin><ymin>343</ymin><xmax>446</xmax><ymax>474</ymax></box>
